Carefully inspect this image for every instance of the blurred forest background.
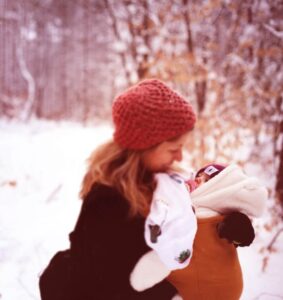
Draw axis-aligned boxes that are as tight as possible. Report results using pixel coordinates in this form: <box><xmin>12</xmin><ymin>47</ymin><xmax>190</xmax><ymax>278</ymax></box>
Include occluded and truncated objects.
<box><xmin>0</xmin><ymin>0</ymin><xmax>283</xmax><ymax>250</ymax></box>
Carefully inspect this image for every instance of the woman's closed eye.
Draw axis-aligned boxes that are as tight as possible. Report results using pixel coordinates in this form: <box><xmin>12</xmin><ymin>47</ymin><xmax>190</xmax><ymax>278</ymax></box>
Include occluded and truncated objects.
<box><xmin>170</xmin><ymin>149</ymin><xmax>181</xmax><ymax>154</ymax></box>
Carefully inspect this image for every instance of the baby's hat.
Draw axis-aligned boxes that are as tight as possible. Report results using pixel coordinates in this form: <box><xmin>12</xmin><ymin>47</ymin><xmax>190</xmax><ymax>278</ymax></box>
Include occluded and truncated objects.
<box><xmin>195</xmin><ymin>163</ymin><xmax>226</xmax><ymax>179</ymax></box>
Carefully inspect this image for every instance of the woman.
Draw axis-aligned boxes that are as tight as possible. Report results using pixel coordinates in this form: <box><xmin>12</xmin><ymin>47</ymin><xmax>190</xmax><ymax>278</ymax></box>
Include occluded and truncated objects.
<box><xmin>63</xmin><ymin>79</ymin><xmax>196</xmax><ymax>299</ymax></box>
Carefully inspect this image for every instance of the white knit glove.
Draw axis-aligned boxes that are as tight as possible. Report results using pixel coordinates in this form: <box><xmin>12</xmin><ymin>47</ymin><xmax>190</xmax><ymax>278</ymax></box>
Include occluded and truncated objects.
<box><xmin>130</xmin><ymin>250</ymin><xmax>170</xmax><ymax>292</ymax></box>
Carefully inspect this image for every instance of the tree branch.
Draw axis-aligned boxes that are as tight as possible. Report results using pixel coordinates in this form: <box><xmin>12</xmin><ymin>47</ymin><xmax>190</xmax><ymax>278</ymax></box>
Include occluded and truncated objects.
<box><xmin>264</xmin><ymin>24</ymin><xmax>283</xmax><ymax>39</ymax></box>
<box><xmin>267</xmin><ymin>227</ymin><xmax>283</xmax><ymax>251</ymax></box>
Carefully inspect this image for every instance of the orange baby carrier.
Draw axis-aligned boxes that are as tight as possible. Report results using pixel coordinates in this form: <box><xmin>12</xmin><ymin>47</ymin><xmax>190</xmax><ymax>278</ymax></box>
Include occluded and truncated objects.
<box><xmin>167</xmin><ymin>215</ymin><xmax>243</xmax><ymax>300</ymax></box>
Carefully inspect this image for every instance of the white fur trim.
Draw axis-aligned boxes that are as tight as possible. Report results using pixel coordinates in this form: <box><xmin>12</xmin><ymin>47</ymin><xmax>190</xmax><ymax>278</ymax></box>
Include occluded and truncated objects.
<box><xmin>172</xmin><ymin>295</ymin><xmax>183</xmax><ymax>300</ymax></box>
<box><xmin>130</xmin><ymin>250</ymin><xmax>170</xmax><ymax>292</ymax></box>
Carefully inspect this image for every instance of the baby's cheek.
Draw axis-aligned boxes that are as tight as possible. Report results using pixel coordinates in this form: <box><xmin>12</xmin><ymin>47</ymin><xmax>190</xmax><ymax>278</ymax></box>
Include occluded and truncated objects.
<box><xmin>195</xmin><ymin>178</ymin><xmax>201</xmax><ymax>184</ymax></box>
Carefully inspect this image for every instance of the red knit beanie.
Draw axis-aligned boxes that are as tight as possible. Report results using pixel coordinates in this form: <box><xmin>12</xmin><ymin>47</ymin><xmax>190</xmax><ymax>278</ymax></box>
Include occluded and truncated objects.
<box><xmin>112</xmin><ymin>79</ymin><xmax>196</xmax><ymax>150</ymax></box>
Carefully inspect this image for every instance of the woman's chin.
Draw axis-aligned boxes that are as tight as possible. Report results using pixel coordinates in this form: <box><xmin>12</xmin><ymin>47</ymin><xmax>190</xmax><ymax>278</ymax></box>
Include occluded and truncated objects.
<box><xmin>159</xmin><ymin>165</ymin><xmax>171</xmax><ymax>172</ymax></box>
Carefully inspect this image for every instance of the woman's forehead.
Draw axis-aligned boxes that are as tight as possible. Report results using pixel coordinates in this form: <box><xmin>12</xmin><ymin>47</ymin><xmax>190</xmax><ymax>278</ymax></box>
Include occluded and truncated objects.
<box><xmin>168</xmin><ymin>132</ymin><xmax>191</xmax><ymax>146</ymax></box>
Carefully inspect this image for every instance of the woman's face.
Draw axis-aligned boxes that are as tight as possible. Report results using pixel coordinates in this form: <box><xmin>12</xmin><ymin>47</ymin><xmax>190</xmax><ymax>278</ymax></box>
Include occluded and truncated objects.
<box><xmin>142</xmin><ymin>132</ymin><xmax>191</xmax><ymax>172</ymax></box>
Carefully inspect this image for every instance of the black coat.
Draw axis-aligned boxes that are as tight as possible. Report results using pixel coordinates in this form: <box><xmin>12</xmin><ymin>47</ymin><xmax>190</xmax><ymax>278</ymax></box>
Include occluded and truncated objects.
<box><xmin>68</xmin><ymin>183</ymin><xmax>177</xmax><ymax>300</ymax></box>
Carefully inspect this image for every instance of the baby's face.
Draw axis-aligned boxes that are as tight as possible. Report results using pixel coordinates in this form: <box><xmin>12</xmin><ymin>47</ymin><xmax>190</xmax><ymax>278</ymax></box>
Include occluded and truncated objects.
<box><xmin>195</xmin><ymin>172</ymin><xmax>210</xmax><ymax>186</ymax></box>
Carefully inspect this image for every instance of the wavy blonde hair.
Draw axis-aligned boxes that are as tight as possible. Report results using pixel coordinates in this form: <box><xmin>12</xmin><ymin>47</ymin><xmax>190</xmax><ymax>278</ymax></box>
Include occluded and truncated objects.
<box><xmin>79</xmin><ymin>140</ymin><xmax>156</xmax><ymax>217</ymax></box>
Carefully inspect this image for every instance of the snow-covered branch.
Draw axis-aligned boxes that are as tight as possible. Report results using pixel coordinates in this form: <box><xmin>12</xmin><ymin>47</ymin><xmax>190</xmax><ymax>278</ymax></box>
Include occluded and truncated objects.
<box><xmin>16</xmin><ymin>28</ymin><xmax>35</xmax><ymax>121</ymax></box>
<box><xmin>267</xmin><ymin>227</ymin><xmax>283</xmax><ymax>251</ymax></box>
<box><xmin>264</xmin><ymin>24</ymin><xmax>283</xmax><ymax>39</ymax></box>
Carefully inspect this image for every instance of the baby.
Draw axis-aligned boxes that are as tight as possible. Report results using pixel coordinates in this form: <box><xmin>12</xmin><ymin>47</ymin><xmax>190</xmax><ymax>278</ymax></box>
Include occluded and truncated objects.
<box><xmin>186</xmin><ymin>164</ymin><xmax>226</xmax><ymax>192</ymax></box>
<box><xmin>186</xmin><ymin>163</ymin><xmax>255</xmax><ymax>246</ymax></box>
<box><xmin>131</xmin><ymin>163</ymin><xmax>267</xmax><ymax>291</ymax></box>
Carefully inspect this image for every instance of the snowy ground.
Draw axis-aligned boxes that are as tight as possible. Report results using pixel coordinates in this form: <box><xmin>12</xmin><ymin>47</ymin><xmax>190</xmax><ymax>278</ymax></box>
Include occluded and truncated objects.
<box><xmin>0</xmin><ymin>119</ymin><xmax>282</xmax><ymax>300</ymax></box>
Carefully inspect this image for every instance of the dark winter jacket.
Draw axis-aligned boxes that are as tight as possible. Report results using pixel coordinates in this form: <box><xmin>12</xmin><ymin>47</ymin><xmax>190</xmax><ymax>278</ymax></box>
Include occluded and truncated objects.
<box><xmin>68</xmin><ymin>183</ymin><xmax>177</xmax><ymax>300</ymax></box>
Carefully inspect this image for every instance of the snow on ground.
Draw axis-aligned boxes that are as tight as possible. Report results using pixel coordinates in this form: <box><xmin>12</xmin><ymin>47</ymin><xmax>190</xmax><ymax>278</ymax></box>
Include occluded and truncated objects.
<box><xmin>238</xmin><ymin>232</ymin><xmax>283</xmax><ymax>300</ymax></box>
<box><xmin>0</xmin><ymin>119</ymin><xmax>282</xmax><ymax>300</ymax></box>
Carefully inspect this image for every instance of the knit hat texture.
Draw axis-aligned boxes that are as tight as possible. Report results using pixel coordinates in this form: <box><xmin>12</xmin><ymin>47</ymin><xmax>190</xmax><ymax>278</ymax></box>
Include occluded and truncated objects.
<box><xmin>112</xmin><ymin>79</ymin><xmax>196</xmax><ymax>150</ymax></box>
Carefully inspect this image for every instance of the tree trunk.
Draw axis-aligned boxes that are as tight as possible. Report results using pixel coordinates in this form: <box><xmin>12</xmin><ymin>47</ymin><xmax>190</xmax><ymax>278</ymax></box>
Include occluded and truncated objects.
<box><xmin>16</xmin><ymin>31</ymin><xmax>35</xmax><ymax>121</ymax></box>
<box><xmin>183</xmin><ymin>0</ymin><xmax>207</xmax><ymax>115</ymax></box>
<box><xmin>182</xmin><ymin>0</ymin><xmax>193</xmax><ymax>53</ymax></box>
<box><xmin>275</xmin><ymin>99</ymin><xmax>283</xmax><ymax>215</ymax></box>
<box><xmin>104</xmin><ymin>0</ymin><xmax>131</xmax><ymax>85</ymax></box>
<box><xmin>195</xmin><ymin>80</ymin><xmax>206</xmax><ymax>114</ymax></box>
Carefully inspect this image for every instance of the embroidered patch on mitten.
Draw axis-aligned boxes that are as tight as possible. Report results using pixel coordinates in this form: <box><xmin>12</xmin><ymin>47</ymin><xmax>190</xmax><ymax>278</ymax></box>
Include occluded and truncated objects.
<box><xmin>169</xmin><ymin>173</ymin><xmax>183</xmax><ymax>184</ymax></box>
<box><xmin>149</xmin><ymin>224</ymin><xmax>162</xmax><ymax>243</ymax></box>
<box><xmin>175</xmin><ymin>249</ymin><xmax>191</xmax><ymax>263</ymax></box>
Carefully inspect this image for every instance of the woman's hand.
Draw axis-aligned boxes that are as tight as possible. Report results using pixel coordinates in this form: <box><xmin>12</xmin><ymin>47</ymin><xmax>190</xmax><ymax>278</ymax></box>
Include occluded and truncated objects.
<box><xmin>217</xmin><ymin>212</ymin><xmax>255</xmax><ymax>247</ymax></box>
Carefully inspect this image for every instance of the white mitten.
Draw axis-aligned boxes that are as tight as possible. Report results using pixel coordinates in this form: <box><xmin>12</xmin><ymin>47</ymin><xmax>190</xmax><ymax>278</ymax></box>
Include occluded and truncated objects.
<box><xmin>130</xmin><ymin>250</ymin><xmax>171</xmax><ymax>292</ymax></box>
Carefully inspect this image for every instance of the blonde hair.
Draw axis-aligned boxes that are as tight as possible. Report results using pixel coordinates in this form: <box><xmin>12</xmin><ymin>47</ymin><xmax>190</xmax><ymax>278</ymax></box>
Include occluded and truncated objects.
<box><xmin>80</xmin><ymin>140</ymin><xmax>155</xmax><ymax>217</ymax></box>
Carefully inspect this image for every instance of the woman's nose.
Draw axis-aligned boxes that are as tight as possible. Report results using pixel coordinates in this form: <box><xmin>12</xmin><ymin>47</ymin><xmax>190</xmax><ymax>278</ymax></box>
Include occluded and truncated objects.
<box><xmin>174</xmin><ymin>150</ymin><xmax>183</xmax><ymax>162</ymax></box>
